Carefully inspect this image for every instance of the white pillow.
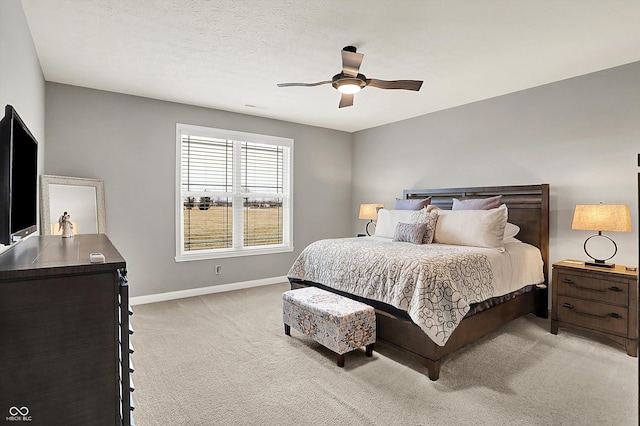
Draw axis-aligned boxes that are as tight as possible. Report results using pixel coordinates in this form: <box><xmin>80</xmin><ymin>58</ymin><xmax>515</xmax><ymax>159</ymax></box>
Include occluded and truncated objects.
<box><xmin>504</xmin><ymin>222</ymin><xmax>520</xmax><ymax>240</ymax></box>
<box><xmin>374</xmin><ymin>209</ymin><xmax>418</xmax><ymax>238</ymax></box>
<box><xmin>434</xmin><ymin>204</ymin><xmax>508</xmax><ymax>250</ymax></box>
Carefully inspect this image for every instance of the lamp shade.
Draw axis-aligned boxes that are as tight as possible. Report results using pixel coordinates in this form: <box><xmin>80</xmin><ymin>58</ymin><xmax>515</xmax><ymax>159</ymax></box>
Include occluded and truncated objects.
<box><xmin>571</xmin><ymin>204</ymin><xmax>632</xmax><ymax>232</ymax></box>
<box><xmin>359</xmin><ymin>203</ymin><xmax>384</xmax><ymax>220</ymax></box>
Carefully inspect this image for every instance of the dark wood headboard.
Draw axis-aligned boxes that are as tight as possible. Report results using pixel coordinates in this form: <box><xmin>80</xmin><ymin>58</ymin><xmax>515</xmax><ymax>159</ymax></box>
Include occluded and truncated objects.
<box><xmin>403</xmin><ymin>184</ymin><xmax>550</xmax><ymax>284</ymax></box>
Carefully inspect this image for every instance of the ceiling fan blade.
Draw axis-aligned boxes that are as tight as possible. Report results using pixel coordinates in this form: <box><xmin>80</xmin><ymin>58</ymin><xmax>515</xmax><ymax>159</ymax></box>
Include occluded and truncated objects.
<box><xmin>338</xmin><ymin>93</ymin><xmax>354</xmax><ymax>108</ymax></box>
<box><xmin>341</xmin><ymin>46</ymin><xmax>364</xmax><ymax>77</ymax></box>
<box><xmin>277</xmin><ymin>80</ymin><xmax>332</xmax><ymax>88</ymax></box>
<box><xmin>366</xmin><ymin>79</ymin><xmax>423</xmax><ymax>91</ymax></box>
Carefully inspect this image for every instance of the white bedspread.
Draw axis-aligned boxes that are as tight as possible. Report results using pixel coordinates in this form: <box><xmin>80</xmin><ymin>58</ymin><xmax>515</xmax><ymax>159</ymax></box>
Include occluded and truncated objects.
<box><xmin>287</xmin><ymin>237</ymin><xmax>544</xmax><ymax>346</ymax></box>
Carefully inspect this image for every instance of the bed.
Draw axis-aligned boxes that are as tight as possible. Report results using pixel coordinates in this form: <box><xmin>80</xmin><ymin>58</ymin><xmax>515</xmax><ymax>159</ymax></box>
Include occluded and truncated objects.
<box><xmin>288</xmin><ymin>184</ymin><xmax>549</xmax><ymax>380</ymax></box>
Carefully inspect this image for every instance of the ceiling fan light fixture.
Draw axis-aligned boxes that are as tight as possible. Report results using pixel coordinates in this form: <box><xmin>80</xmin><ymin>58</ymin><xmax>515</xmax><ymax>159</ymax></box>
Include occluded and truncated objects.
<box><xmin>332</xmin><ymin>75</ymin><xmax>366</xmax><ymax>94</ymax></box>
<box><xmin>336</xmin><ymin>80</ymin><xmax>362</xmax><ymax>94</ymax></box>
<box><xmin>277</xmin><ymin>47</ymin><xmax>423</xmax><ymax>108</ymax></box>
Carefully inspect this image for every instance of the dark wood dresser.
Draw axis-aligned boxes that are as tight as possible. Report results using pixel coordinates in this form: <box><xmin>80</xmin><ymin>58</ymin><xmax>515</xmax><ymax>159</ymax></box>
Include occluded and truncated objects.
<box><xmin>0</xmin><ymin>234</ymin><xmax>134</xmax><ymax>425</ymax></box>
<box><xmin>551</xmin><ymin>259</ymin><xmax>638</xmax><ymax>356</ymax></box>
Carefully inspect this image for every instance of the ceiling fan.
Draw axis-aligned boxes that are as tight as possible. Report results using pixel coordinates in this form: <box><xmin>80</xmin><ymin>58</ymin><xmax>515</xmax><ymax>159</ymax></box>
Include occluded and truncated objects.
<box><xmin>277</xmin><ymin>46</ymin><xmax>423</xmax><ymax>108</ymax></box>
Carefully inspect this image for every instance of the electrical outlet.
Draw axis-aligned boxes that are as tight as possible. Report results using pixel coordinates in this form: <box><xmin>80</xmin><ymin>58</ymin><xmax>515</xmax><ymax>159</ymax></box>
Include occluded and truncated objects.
<box><xmin>215</xmin><ymin>265</ymin><xmax>222</xmax><ymax>275</ymax></box>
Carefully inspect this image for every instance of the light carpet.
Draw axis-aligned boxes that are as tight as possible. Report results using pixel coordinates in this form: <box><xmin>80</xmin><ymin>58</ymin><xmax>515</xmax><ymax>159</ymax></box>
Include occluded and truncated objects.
<box><xmin>130</xmin><ymin>282</ymin><xmax>638</xmax><ymax>425</ymax></box>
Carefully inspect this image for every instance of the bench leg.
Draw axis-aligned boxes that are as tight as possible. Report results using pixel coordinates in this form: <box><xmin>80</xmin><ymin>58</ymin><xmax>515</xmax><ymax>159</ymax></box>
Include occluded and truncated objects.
<box><xmin>365</xmin><ymin>344</ymin><xmax>374</xmax><ymax>357</ymax></box>
<box><xmin>284</xmin><ymin>324</ymin><xmax>290</xmax><ymax>336</ymax></box>
<box><xmin>337</xmin><ymin>354</ymin><xmax>345</xmax><ymax>368</ymax></box>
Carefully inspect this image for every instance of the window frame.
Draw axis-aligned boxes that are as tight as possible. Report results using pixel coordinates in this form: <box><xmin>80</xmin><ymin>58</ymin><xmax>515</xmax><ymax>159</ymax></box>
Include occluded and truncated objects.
<box><xmin>175</xmin><ymin>123</ymin><xmax>294</xmax><ymax>261</ymax></box>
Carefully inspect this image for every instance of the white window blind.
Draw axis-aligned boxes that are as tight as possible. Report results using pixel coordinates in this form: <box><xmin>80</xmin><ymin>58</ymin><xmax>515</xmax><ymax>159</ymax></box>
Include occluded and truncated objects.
<box><xmin>176</xmin><ymin>124</ymin><xmax>293</xmax><ymax>261</ymax></box>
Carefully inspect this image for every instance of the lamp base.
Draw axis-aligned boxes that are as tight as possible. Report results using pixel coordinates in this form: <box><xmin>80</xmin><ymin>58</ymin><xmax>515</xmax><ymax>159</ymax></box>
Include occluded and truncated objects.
<box><xmin>365</xmin><ymin>220</ymin><xmax>375</xmax><ymax>236</ymax></box>
<box><xmin>582</xmin><ymin>234</ymin><xmax>617</xmax><ymax>269</ymax></box>
<box><xmin>585</xmin><ymin>260</ymin><xmax>615</xmax><ymax>269</ymax></box>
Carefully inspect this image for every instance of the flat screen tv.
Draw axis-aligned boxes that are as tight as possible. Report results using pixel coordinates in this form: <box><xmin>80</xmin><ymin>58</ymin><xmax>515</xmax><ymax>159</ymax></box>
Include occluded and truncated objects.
<box><xmin>0</xmin><ymin>105</ymin><xmax>38</xmax><ymax>246</ymax></box>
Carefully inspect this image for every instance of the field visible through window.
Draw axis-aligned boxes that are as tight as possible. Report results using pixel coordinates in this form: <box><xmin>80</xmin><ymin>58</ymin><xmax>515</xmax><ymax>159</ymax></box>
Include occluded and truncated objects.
<box><xmin>183</xmin><ymin>206</ymin><xmax>283</xmax><ymax>251</ymax></box>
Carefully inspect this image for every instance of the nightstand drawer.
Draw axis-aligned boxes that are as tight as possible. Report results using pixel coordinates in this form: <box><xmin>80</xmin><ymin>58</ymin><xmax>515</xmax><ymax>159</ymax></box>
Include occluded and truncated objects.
<box><xmin>557</xmin><ymin>296</ymin><xmax>628</xmax><ymax>336</ymax></box>
<box><xmin>556</xmin><ymin>272</ymin><xmax>628</xmax><ymax>306</ymax></box>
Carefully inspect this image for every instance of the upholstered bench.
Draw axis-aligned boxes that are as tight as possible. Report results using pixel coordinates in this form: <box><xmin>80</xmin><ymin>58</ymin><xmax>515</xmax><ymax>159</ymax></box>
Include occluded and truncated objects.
<box><xmin>282</xmin><ymin>286</ymin><xmax>376</xmax><ymax>367</ymax></box>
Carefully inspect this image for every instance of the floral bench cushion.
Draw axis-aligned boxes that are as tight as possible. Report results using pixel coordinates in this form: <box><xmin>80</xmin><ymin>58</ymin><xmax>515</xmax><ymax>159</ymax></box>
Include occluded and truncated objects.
<box><xmin>283</xmin><ymin>286</ymin><xmax>376</xmax><ymax>356</ymax></box>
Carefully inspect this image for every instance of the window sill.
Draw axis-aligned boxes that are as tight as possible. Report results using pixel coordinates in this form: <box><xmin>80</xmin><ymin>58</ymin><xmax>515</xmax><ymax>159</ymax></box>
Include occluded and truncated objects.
<box><xmin>175</xmin><ymin>245</ymin><xmax>294</xmax><ymax>262</ymax></box>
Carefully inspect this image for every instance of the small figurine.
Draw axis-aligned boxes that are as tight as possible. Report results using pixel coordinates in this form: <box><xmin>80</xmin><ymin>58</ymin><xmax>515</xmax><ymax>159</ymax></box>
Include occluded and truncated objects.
<box><xmin>58</xmin><ymin>211</ymin><xmax>74</xmax><ymax>238</ymax></box>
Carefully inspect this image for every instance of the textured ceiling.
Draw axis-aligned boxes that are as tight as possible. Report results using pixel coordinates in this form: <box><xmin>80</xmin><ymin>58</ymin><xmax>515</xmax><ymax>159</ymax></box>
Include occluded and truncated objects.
<box><xmin>21</xmin><ymin>0</ymin><xmax>640</xmax><ymax>132</ymax></box>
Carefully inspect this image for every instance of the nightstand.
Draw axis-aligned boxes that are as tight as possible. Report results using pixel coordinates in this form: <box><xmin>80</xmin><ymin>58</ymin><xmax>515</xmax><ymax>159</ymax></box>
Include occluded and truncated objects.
<box><xmin>551</xmin><ymin>260</ymin><xmax>638</xmax><ymax>356</ymax></box>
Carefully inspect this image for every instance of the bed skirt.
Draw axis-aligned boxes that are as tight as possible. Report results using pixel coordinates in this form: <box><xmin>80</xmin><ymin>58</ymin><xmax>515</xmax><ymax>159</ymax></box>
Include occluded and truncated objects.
<box><xmin>288</xmin><ymin>277</ymin><xmax>539</xmax><ymax>323</ymax></box>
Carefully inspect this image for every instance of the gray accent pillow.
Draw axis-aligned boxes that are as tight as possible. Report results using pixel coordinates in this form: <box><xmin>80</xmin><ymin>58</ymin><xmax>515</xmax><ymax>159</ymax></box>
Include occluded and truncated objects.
<box><xmin>392</xmin><ymin>222</ymin><xmax>429</xmax><ymax>244</ymax></box>
<box><xmin>452</xmin><ymin>195</ymin><xmax>502</xmax><ymax>210</ymax></box>
<box><xmin>410</xmin><ymin>208</ymin><xmax>439</xmax><ymax>244</ymax></box>
<box><xmin>395</xmin><ymin>197</ymin><xmax>431</xmax><ymax>210</ymax></box>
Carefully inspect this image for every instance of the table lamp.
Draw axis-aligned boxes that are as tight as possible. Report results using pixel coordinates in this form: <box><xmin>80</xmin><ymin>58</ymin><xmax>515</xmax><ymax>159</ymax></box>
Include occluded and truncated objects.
<box><xmin>359</xmin><ymin>203</ymin><xmax>384</xmax><ymax>236</ymax></box>
<box><xmin>571</xmin><ymin>203</ymin><xmax>632</xmax><ymax>268</ymax></box>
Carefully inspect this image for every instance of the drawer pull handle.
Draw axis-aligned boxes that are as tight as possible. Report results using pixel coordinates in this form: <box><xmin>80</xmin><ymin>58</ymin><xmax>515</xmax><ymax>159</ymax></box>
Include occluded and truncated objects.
<box><xmin>561</xmin><ymin>303</ymin><xmax>622</xmax><ymax>319</ymax></box>
<box><xmin>562</xmin><ymin>279</ymin><xmax>622</xmax><ymax>294</ymax></box>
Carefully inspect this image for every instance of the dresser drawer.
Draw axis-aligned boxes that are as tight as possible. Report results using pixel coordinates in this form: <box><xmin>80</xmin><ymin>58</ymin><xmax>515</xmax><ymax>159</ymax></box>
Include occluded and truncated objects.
<box><xmin>556</xmin><ymin>272</ymin><xmax>628</xmax><ymax>306</ymax></box>
<box><xmin>557</xmin><ymin>295</ymin><xmax>628</xmax><ymax>336</ymax></box>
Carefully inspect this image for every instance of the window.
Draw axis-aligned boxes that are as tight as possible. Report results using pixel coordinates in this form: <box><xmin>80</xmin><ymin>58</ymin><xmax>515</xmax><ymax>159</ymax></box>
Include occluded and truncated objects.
<box><xmin>176</xmin><ymin>124</ymin><xmax>293</xmax><ymax>261</ymax></box>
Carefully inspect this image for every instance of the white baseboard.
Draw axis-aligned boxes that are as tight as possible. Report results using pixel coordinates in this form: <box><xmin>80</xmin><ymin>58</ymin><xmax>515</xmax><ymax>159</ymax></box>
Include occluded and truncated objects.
<box><xmin>130</xmin><ymin>276</ymin><xmax>288</xmax><ymax>306</ymax></box>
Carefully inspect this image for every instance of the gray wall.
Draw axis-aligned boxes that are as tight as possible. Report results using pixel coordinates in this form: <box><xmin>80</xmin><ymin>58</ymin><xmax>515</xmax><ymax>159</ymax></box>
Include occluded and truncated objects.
<box><xmin>352</xmin><ymin>62</ymin><xmax>639</xmax><ymax>269</ymax></box>
<box><xmin>45</xmin><ymin>84</ymin><xmax>352</xmax><ymax>297</ymax></box>
<box><xmin>0</xmin><ymin>0</ymin><xmax>45</xmax><ymax>196</ymax></box>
